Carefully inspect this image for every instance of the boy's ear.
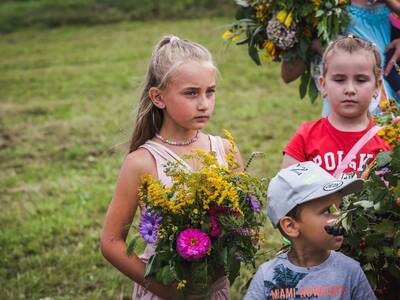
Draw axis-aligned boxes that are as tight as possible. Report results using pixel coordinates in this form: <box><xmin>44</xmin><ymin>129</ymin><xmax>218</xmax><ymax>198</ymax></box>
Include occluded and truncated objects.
<box><xmin>148</xmin><ymin>87</ymin><xmax>165</xmax><ymax>109</ymax></box>
<box><xmin>279</xmin><ymin>216</ymin><xmax>300</xmax><ymax>238</ymax></box>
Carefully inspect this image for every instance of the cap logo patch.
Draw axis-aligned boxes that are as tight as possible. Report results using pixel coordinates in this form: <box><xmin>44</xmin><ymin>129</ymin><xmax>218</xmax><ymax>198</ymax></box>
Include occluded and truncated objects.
<box><xmin>289</xmin><ymin>164</ymin><xmax>309</xmax><ymax>176</ymax></box>
<box><xmin>323</xmin><ymin>180</ymin><xmax>343</xmax><ymax>191</ymax></box>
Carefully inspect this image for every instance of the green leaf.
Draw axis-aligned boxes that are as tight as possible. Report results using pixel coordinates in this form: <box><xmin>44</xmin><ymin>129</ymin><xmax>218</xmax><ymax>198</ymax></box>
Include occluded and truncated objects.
<box><xmin>365</xmin><ymin>247</ymin><xmax>379</xmax><ymax>261</ymax></box>
<box><xmin>126</xmin><ymin>235</ymin><xmax>140</xmax><ymax>256</ymax></box>
<box><xmin>144</xmin><ymin>254</ymin><xmax>162</xmax><ymax>278</ymax></box>
<box><xmin>376</xmin><ymin>151</ymin><xmax>392</xmax><ymax>168</ymax></box>
<box><xmin>373</xmin><ymin>219</ymin><xmax>395</xmax><ymax>234</ymax></box>
<box><xmin>308</xmin><ymin>79</ymin><xmax>319</xmax><ymax>103</ymax></box>
<box><xmin>354</xmin><ymin>215</ymin><xmax>369</xmax><ymax>228</ymax></box>
<box><xmin>156</xmin><ymin>265</ymin><xmax>177</xmax><ymax>285</ymax></box>
<box><xmin>353</xmin><ymin>200</ymin><xmax>374</xmax><ymax>209</ymax></box>
<box><xmin>227</xmin><ymin>255</ymin><xmax>241</xmax><ymax>285</ymax></box>
<box><xmin>382</xmin><ymin>246</ymin><xmax>393</xmax><ymax>257</ymax></box>
<box><xmin>299</xmin><ymin>72</ymin><xmax>310</xmax><ymax>99</ymax></box>
<box><xmin>388</xmin><ymin>263</ymin><xmax>400</xmax><ymax>279</ymax></box>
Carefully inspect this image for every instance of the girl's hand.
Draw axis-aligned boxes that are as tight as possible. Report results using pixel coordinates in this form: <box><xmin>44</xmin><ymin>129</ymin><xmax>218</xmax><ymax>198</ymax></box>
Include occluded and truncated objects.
<box><xmin>385</xmin><ymin>39</ymin><xmax>400</xmax><ymax>77</ymax></box>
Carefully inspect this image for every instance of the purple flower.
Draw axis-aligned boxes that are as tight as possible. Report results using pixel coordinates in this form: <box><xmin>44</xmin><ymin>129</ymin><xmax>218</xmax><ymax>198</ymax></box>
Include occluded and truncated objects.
<box><xmin>375</xmin><ymin>167</ymin><xmax>391</xmax><ymax>187</ymax></box>
<box><xmin>246</xmin><ymin>194</ymin><xmax>260</xmax><ymax>213</ymax></box>
<box><xmin>375</xmin><ymin>167</ymin><xmax>391</xmax><ymax>176</ymax></box>
<box><xmin>139</xmin><ymin>211</ymin><xmax>162</xmax><ymax>244</ymax></box>
<box><xmin>176</xmin><ymin>228</ymin><xmax>211</xmax><ymax>261</ymax></box>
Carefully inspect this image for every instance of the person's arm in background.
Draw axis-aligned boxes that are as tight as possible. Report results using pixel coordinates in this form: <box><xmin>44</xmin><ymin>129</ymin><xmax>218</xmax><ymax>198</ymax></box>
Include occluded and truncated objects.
<box><xmin>385</xmin><ymin>0</ymin><xmax>400</xmax><ymax>15</ymax></box>
<box><xmin>280</xmin><ymin>39</ymin><xmax>324</xmax><ymax>83</ymax></box>
<box><xmin>384</xmin><ymin>38</ymin><xmax>400</xmax><ymax>77</ymax></box>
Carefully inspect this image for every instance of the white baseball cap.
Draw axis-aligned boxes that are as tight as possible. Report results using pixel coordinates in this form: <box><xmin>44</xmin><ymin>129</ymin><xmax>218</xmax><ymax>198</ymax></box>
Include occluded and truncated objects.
<box><xmin>267</xmin><ymin>161</ymin><xmax>364</xmax><ymax>227</ymax></box>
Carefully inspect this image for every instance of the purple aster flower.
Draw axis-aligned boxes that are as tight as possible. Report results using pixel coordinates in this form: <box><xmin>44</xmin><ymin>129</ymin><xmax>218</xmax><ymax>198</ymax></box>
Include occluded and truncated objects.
<box><xmin>375</xmin><ymin>167</ymin><xmax>391</xmax><ymax>176</ymax></box>
<box><xmin>375</xmin><ymin>167</ymin><xmax>391</xmax><ymax>187</ymax></box>
<box><xmin>139</xmin><ymin>211</ymin><xmax>162</xmax><ymax>244</ymax></box>
<box><xmin>246</xmin><ymin>194</ymin><xmax>260</xmax><ymax>213</ymax></box>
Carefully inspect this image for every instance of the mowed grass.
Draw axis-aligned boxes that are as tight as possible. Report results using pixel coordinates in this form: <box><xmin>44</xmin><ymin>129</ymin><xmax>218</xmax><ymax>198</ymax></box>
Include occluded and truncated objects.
<box><xmin>0</xmin><ymin>18</ymin><xmax>321</xmax><ymax>299</ymax></box>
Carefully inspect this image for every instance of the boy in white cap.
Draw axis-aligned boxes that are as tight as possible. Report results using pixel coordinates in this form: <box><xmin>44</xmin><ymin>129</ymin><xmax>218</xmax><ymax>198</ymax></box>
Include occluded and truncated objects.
<box><xmin>244</xmin><ymin>161</ymin><xmax>376</xmax><ymax>300</ymax></box>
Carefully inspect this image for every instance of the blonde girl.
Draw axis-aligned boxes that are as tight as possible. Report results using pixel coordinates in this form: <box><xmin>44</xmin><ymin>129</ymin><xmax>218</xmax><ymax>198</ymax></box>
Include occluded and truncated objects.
<box><xmin>283</xmin><ymin>36</ymin><xmax>391</xmax><ymax>178</ymax></box>
<box><xmin>100</xmin><ymin>35</ymin><xmax>242</xmax><ymax>300</ymax></box>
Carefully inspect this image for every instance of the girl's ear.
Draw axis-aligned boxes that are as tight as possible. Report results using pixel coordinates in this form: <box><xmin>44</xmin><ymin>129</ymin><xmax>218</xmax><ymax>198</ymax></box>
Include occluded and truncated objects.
<box><xmin>279</xmin><ymin>216</ymin><xmax>300</xmax><ymax>238</ymax></box>
<box><xmin>372</xmin><ymin>78</ymin><xmax>383</xmax><ymax>99</ymax></box>
<box><xmin>148</xmin><ymin>87</ymin><xmax>165</xmax><ymax>109</ymax></box>
<box><xmin>319</xmin><ymin>76</ymin><xmax>327</xmax><ymax>98</ymax></box>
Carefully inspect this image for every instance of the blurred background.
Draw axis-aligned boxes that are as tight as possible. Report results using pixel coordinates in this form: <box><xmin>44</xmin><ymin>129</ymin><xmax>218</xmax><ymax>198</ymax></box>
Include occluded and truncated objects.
<box><xmin>0</xmin><ymin>1</ymin><xmax>321</xmax><ymax>299</ymax></box>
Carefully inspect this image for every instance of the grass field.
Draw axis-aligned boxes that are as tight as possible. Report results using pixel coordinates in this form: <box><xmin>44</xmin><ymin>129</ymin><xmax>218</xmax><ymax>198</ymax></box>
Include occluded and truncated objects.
<box><xmin>0</xmin><ymin>18</ymin><xmax>321</xmax><ymax>299</ymax></box>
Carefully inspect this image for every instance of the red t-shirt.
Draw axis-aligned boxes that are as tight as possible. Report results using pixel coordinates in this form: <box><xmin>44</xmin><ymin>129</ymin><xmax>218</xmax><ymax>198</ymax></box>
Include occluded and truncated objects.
<box><xmin>284</xmin><ymin>118</ymin><xmax>391</xmax><ymax>176</ymax></box>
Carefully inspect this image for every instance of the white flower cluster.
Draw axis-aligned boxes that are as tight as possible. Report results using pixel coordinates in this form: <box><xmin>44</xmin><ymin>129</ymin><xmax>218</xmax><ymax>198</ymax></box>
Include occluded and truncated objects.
<box><xmin>266</xmin><ymin>18</ymin><xmax>298</xmax><ymax>50</ymax></box>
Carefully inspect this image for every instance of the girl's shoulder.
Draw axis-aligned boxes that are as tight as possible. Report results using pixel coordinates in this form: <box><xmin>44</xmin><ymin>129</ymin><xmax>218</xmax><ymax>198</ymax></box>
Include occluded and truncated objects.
<box><xmin>123</xmin><ymin>147</ymin><xmax>157</xmax><ymax>177</ymax></box>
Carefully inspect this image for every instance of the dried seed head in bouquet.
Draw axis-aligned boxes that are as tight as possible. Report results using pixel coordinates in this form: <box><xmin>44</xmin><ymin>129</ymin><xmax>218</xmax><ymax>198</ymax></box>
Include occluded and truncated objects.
<box><xmin>266</xmin><ymin>16</ymin><xmax>298</xmax><ymax>51</ymax></box>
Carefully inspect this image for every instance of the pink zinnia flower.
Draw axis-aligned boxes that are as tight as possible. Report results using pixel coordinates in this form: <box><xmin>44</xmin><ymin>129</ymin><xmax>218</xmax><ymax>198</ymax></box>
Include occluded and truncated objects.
<box><xmin>176</xmin><ymin>228</ymin><xmax>211</xmax><ymax>261</ymax></box>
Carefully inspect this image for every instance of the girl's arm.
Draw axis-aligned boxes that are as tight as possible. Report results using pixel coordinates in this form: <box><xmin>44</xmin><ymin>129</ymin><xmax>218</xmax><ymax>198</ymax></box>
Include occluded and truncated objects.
<box><xmin>281</xmin><ymin>154</ymin><xmax>300</xmax><ymax>169</ymax></box>
<box><xmin>100</xmin><ymin>150</ymin><xmax>177</xmax><ymax>299</ymax></box>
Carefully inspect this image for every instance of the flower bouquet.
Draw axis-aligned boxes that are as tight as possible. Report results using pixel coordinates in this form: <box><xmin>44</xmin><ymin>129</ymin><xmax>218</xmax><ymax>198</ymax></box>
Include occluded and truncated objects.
<box><xmin>129</xmin><ymin>131</ymin><xmax>266</xmax><ymax>299</ymax></box>
<box><xmin>333</xmin><ymin>99</ymin><xmax>400</xmax><ymax>299</ymax></box>
<box><xmin>224</xmin><ymin>0</ymin><xmax>350</xmax><ymax>102</ymax></box>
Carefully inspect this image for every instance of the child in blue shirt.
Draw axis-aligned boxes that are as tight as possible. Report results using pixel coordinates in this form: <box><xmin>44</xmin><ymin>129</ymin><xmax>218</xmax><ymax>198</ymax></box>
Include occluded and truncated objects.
<box><xmin>244</xmin><ymin>162</ymin><xmax>377</xmax><ymax>300</ymax></box>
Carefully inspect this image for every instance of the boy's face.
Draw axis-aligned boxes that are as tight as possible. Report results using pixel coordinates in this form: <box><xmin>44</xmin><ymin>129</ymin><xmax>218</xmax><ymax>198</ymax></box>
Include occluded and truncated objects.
<box><xmin>296</xmin><ymin>193</ymin><xmax>344</xmax><ymax>251</ymax></box>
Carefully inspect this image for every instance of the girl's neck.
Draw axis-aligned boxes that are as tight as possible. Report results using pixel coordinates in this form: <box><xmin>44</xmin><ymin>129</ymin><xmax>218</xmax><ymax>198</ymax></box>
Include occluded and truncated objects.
<box><xmin>287</xmin><ymin>247</ymin><xmax>330</xmax><ymax>268</ymax></box>
<box><xmin>327</xmin><ymin>112</ymin><xmax>370</xmax><ymax>132</ymax></box>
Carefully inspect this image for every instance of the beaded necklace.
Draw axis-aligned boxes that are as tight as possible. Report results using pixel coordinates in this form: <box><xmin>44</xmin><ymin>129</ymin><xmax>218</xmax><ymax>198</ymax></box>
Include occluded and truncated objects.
<box><xmin>155</xmin><ymin>130</ymin><xmax>199</xmax><ymax>146</ymax></box>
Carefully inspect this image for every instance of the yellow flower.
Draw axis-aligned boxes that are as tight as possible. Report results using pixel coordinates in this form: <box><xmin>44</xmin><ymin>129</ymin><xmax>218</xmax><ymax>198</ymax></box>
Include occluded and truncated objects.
<box><xmin>223</xmin><ymin>129</ymin><xmax>239</xmax><ymax>170</ymax></box>
<box><xmin>177</xmin><ymin>280</ymin><xmax>187</xmax><ymax>290</ymax></box>
<box><xmin>311</xmin><ymin>0</ymin><xmax>321</xmax><ymax>7</ymax></box>
<box><xmin>377</xmin><ymin>125</ymin><xmax>400</xmax><ymax>145</ymax></box>
<box><xmin>256</xmin><ymin>3</ymin><xmax>267</xmax><ymax>19</ymax></box>
<box><xmin>276</xmin><ymin>10</ymin><xmax>293</xmax><ymax>28</ymax></box>
<box><xmin>338</xmin><ymin>0</ymin><xmax>348</xmax><ymax>5</ymax></box>
<box><xmin>263</xmin><ymin>40</ymin><xmax>276</xmax><ymax>57</ymax></box>
<box><xmin>222</xmin><ymin>30</ymin><xmax>239</xmax><ymax>42</ymax></box>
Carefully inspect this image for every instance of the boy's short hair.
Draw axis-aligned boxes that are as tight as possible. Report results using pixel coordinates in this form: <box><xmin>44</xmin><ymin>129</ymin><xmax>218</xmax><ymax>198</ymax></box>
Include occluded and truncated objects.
<box><xmin>267</xmin><ymin>161</ymin><xmax>364</xmax><ymax>227</ymax></box>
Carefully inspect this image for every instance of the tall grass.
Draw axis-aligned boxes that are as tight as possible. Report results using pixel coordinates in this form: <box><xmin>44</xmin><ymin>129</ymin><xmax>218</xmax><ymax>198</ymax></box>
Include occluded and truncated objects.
<box><xmin>0</xmin><ymin>18</ymin><xmax>321</xmax><ymax>299</ymax></box>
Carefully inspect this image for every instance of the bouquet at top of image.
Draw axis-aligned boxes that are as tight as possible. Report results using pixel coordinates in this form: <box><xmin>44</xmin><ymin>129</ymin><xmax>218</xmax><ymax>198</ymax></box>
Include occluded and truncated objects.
<box><xmin>330</xmin><ymin>98</ymin><xmax>400</xmax><ymax>299</ymax></box>
<box><xmin>129</xmin><ymin>131</ymin><xmax>266</xmax><ymax>299</ymax></box>
<box><xmin>224</xmin><ymin>0</ymin><xmax>350</xmax><ymax>102</ymax></box>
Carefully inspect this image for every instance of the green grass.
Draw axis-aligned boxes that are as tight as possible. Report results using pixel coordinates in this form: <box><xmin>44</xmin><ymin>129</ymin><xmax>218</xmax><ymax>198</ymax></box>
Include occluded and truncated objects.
<box><xmin>0</xmin><ymin>0</ymin><xmax>235</xmax><ymax>33</ymax></box>
<box><xmin>0</xmin><ymin>18</ymin><xmax>321</xmax><ymax>299</ymax></box>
